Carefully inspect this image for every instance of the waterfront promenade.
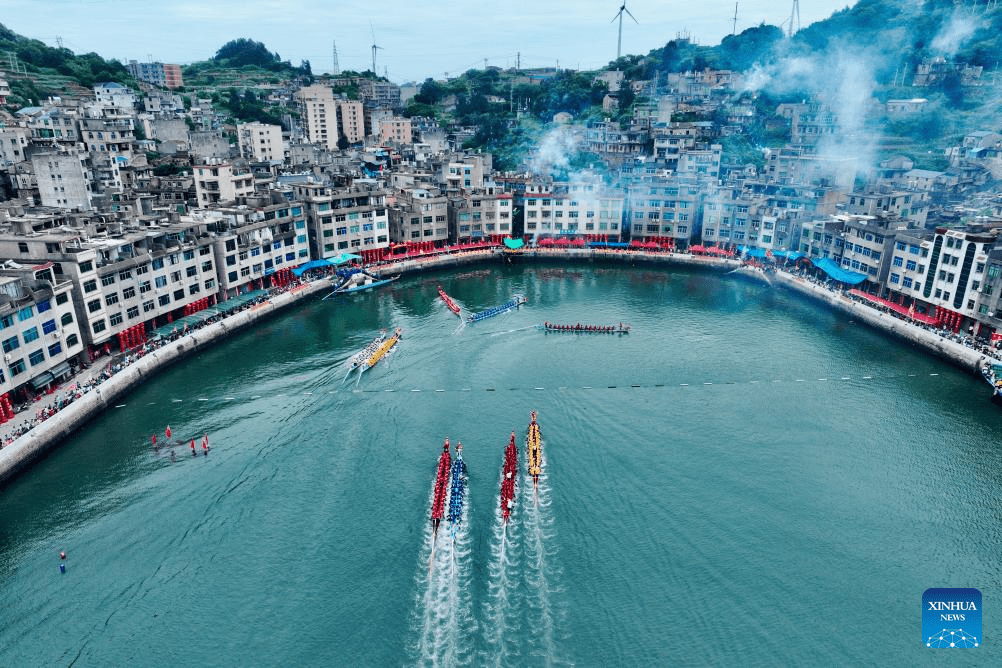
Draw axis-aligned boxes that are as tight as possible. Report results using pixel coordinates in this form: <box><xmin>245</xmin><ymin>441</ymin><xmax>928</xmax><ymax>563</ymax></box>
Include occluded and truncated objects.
<box><xmin>1</xmin><ymin>245</ymin><xmax>998</xmax><ymax>486</ymax></box>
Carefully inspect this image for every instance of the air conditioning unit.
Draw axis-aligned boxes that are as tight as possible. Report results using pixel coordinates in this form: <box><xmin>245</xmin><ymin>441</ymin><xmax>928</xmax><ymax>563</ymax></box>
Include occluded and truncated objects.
<box><xmin>3</xmin><ymin>354</ymin><xmax>10</xmax><ymax>363</ymax></box>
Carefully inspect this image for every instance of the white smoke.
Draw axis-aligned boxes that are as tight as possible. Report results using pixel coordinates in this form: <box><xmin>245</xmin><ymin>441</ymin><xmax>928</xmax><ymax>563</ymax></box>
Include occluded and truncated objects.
<box><xmin>930</xmin><ymin>10</ymin><xmax>983</xmax><ymax>58</ymax></box>
<box><xmin>528</xmin><ymin>125</ymin><xmax>580</xmax><ymax>177</ymax></box>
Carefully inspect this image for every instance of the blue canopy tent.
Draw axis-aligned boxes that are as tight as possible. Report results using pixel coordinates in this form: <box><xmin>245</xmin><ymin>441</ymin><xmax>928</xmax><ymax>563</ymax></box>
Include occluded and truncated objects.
<box><xmin>503</xmin><ymin>237</ymin><xmax>525</xmax><ymax>250</ymax></box>
<box><xmin>811</xmin><ymin>257</ymin><xmax>867</xmax><ymax>285</ymax></box>
<box><xmin>328</xmin><ymin>253</ymin><xmax>363</xmax><ymax>266</ymax></box>
<box><xmin>292</xmin><ymin>259</ymin><xmax>334</xmax><ymax>276</ymax></box>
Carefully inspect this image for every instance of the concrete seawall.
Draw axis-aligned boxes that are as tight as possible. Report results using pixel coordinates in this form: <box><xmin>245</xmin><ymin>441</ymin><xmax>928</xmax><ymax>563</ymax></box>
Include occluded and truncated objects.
<box><xmin>0</xmin><ymin>279</ymin><xmax>332</xmax><ymax>487</ymax></box>
<box><xmin>769</xmin><ymin>269</ymin><xmax>993</xmax><ymax>375</ymax></box>
<box><xmin>2</xmin><ymin>248</ymin><xmax>994</xmax><ymax>487</ymax></box>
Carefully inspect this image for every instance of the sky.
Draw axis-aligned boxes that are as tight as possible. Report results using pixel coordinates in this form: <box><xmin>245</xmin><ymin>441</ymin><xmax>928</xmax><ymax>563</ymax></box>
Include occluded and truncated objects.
<box><xmin>5</xmin><ymin>0</ymin><xmax>855</xmax><ymax>83</ymax></box>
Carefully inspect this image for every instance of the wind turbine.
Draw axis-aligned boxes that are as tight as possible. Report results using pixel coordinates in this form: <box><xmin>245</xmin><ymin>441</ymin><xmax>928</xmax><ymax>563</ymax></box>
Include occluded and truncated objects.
<box><xmin>611</xmin><ymin>2</ymin><xmax>638</xmax><ymax>62</ymax></box>
<box><xmin>370</xmin><ymin>24</ymin><xmax>383</xmax><ymax>75</ymax></box>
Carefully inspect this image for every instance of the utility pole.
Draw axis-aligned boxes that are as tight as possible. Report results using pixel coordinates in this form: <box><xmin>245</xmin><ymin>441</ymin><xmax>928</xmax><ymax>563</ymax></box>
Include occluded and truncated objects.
<box><xmin>517</xmin><ymin>52</ymin><xmax>520</xmax><ymax>71</ymax></box>
<box><xmin>55</xmin><ymin>36</ymin><xmax>63</xmax><ymax>49</ymax></box>
<box><xmin>732</xmin><ymin>3</ymin><xmax>738</xmax><ymax>36</ymax></box>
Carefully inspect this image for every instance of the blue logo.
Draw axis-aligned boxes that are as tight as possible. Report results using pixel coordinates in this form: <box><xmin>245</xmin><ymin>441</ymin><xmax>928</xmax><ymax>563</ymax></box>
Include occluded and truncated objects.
<box><xmin>923</xmin><ymin>588</ymin><xmax>981</xmax><ymax>648</ymax></box>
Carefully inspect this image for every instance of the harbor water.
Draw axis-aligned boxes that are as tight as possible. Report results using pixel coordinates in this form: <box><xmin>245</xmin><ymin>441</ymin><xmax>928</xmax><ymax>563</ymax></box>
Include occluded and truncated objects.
<box><xmin>1</xmin><ymin>263</ymin><xmax>1000</xmax><ymax>666</ymax></box>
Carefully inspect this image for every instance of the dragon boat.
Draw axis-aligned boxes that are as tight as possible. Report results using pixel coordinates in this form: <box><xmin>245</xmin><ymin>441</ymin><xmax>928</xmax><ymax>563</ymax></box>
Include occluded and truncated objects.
<box><xmin>438</xmin><ymin>285</ymin><xmax>462</xmax><ymax>316</ymax></box>
<box><xmin>541</xmin><ymin>322</ymin><xmax>631</xmax><ymax>333</ymax></box>
<box><xmin>430</xmin><ymin>439</ymin><xmax>452</xmax><ymax>537</ymax></box>
<box><xmin>467</xmin><ymin>294</ymin><xmax>527</xmax><ymax>323</ymax></box>
<box><xmin>362</xmin><ymin>327</ymin><xmax>402</xmax><ymax>370</ymax></box>
<box><xmin>500</xmin><ymin>431</ymin><xmax>518</xmax><ymax>523</ymax></box>
<box><xmin>526</xmin><ymin>410</ymin><xmax>542</xmax><ymax>492</ymax></box>
<box><xmin>447</xmin><ymin>442</ymin><xmax>467</xmax><ymax>528</ymax></box>
<box><xmin>345</xmin><ymin>334</ymin><xmax>385</xmax><ymax>373</ymax></box>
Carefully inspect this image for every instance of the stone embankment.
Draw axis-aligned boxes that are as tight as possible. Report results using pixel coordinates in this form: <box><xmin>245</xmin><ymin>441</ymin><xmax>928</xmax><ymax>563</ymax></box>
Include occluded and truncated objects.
<box><xmin>0</xmin><ymin>278</ymin><xmax>331</xmax><ymax>486</ymax></box>
<box><xmin>2</xmin><ymin>247</ymin><xmax>996</xmax><ymax>487</ymax></box>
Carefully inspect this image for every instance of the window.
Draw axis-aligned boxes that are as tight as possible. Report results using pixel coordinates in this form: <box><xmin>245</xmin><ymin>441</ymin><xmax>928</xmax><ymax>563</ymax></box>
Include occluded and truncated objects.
<box><xmin>106</xmin><ymin>293</ymin><xmax>119</xmax><ymax>306</ymax></box>
<box><xmin>48</xmin><ymin>342</ymin><xmax>62</xmax><ymax>357</ymax></box>
<box><xmin>66</xmin><ymin>333</ymin><xmax>78</xmax><ymax>348</ymax></box>
<box><xmin>127</xmin><ymin>306</ymin><xmax>139</xmax><ymax>319</ymax></box>
<box><xmin>893</xmin><ymin>257</ymin><xmax>903</xmax><ymax>267</ymax></box>
<box><xmin>890</xmin><ymin>273</ymin><xmax>900</xmax><ymax>284</ymax></box>
<box><xmin>83</xmin><ymin>279</ymin><xmax>98</xmax><ymax>293</ymax></box>
<box><xmin>92</xmin><ymin>320</ymin><xmax>106</xmax><ymax>334</ymax></box>
<box><xmin>9</xmin><ymin>358</ymin><xmax>25</xmax><ymax>376</ymax></box>
<box><xmin>109</xmin><ymin>312</ymin><xmax>123</xmax><ymax>326</ymax></box>
<box><xmin>902</xmin><ymin>277</ymin><xmax>913</xmax><ymax>288</ymax></box>
<box><xmin>42</xmin><ymin>319</ymin><xmax>57</xmax><ymax>334</ymax></box>
<box><xmin>159</xmin><ymin>295</ymin><xmax>171</xmax><ymax>306</ymax></box>
<box><xmin>154</xmin><ymin>276</ymin><xmax>166</xmax><ymax>289</ymax></box>
<box><xmin>2</xmin><ymin>336</ymin><xmax>19</xmax><ymax>353</ymax></box>
<box><xmin>28</xmin><ymin>349</ymin><xmax>45</xmax><ymax>366</ymax></box>
<box><xmin>186</xmin><ymin>266</ymin><xmax>198</xmax><ymax>278</ymax></box>
<box><xmin>87</xmin><ymin>299</ymin><xmax>102</xmax><ymax>313</ymax></box>
<box><xmin>56</xmin><ymin>292</ymin><xmax>69</xmax><ymax>305</ymax></box>
<box><xmin>78</xmin><ymin>260</ymin><xmax>93</xmax><ymax>273</ymax></box>
<box><xmin>102</xmin><ymin>275</ymin><xmax>116</xmax><ymax>287</ymax></box>
<box><xmin>143</xmin><ymin>300</ymin><xmax>155</xmax><ymax>313</ymax></box>
<box><xmin>18</xmin><ymin>306</ymin><xmax>33</xmax><ymax>322</ymax></box>
<box><xmin>906</xmin><ymin>260</ymin><xmax>917</xmax><ymax>271</ymax></box>
<box><xmin>202</xmin><ymin>261</ymin><xmax>213</xmax><ymax>272</ymax></box>
<box><xmin>152</xmin><ymin>258</ymin><xmax>164</xmax><ymax>270</ymax></box>
<box><xmin>173</xmin><ymin>289</ymin><xmax>185</xmax><ymax>301</ymax></box>
<box><xmin>123</xmin><ymin>286</ymin><xmax>136</xmax><ymax>300</ymax></box>
<box><xmin>136</xmin><ymin>264</ymin><xmax>149</xmax><ymax>275</ymax></box>
<box><xmin>205</xmin><ymin>279</ymin><xmax>215</xmax><ymax>290</ymax></box>
<box><xmin>61</xmin><ymin>312</ymin><xmax>74</xmax><ymax>326</ymax></box>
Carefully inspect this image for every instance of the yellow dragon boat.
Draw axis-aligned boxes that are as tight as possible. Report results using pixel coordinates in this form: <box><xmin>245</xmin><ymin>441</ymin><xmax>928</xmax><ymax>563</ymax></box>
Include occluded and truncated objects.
<box><xmin>364</xmin><ymin>327</ymin><xmax>402</xmax><ymax>369</ymax></box>
<box><xmin>526</xmin><ymin>410</ymin><xmax>542</xmax><ymax>486</ymax></box>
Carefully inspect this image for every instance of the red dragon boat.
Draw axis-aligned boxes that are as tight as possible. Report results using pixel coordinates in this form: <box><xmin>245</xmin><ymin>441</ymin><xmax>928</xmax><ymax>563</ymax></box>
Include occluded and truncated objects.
<box><xmin>430</xmin><ymin>438</ymin><xmax>452</xmax><ymax>537</ymax></box>
<box><xmin>500</xmin><ymin>431</ymin><xmax>518</xmax><ymax>523</ymax></box>
<box><xmin>437</xmin><ymin>285</ymin><xmax>462</xmax><ymax>316</ymax></box>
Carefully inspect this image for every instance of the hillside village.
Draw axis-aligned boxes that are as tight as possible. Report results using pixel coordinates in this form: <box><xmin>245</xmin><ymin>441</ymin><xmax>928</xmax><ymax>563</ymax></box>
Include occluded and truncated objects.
<box><xmin>1</xmin><ymin>22</ymin><xmax>1002</xmax><ymax>408</ymax></box>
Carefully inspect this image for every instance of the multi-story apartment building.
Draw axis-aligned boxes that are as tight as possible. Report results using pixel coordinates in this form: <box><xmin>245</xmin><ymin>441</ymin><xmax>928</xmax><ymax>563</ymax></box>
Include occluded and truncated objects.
<box><xmin>0</xmin><ymin>263</ymin><xmax>84</xmax><ymax>396</ymax></box>
<box><xmin>358</xmin><ymin>80</ymin><xmax>402</xmax><ymax>109</ymax></box>
<box><xmin>835</xmin><ymin>215</ymin><xmax>897</xmax><ymax>286</ymax></box>
<box><xmin>378</xmin><ymin>117</ymin><xmax>412</xmax><ymax>145</ymax></box>
<box><xmin>0</xmin><ymin>125</ymin><xmax>30</xmax><ymax>166</ymax></box>
<box><xmin>0</xmin><ymin>215</ymin><xmax>217</xmax><ymax>357</ymax></box>
<box><xmin>626</xmin><ymin>175</ymin><xmax>702</xmax><ymax>245</ymax></box>
<box><xmin>237</xmin><ymin>122</ymin><xmax>285</xmax><ymax>163</ymax></box>
<box><xmin>193</xmin><ymin>161</ymin><xmax>256</xmax><ymax>206</ymax></box>
<box><xmin>79</xmin><ymin>116</ymin><xmax>136</xmax><ymax>165</ymax></box>
<box><xmin>440</xmin><ymin>153</ymin><xmax>492</xmax><ymax>191</ymax></box>
<box><xmin>448</xmin><ymin>187</ymin><xmax>513</xmax><ymax>243</ymax></box>
<box><xmin>297</xmin><ymin>85</ymin><xmax>365</xmax><ymax>149</ymax></box>
<box><xmin>914</xmin><ymin>228</ymin><xmax>992</xmax><ymax>330</ymax></box>
<box><xmin>293</xmin><ymin>182</ymin><xmax>390</xmax><ymax>263</ymax></box>
<box><xmin>389</xmin><ymin>186</ymin><xmax>449</xmax><ymax>245</ymax></box>
<box><xmin>799</xmin><ymin>216</ymin><xmax>847</xmax><ymax>261</ymax></box>
<box><xmin>31</xmin><ymin>151</ymin><xmax>92</xmax><ymax>210</ymax></box>
<box><xmin>883</xmin><ymin>230</ymin><xmax>932</xmax><ymax>305</ymax></box>
<box><xmin>522</xmin><ymin>181</ymin><xmax>625</xmax><ymax>242</ymax></box>
<box><xmin>185</xmin><ymin>200</ymin><xmax>310</xmax><ymax>299</ymax></box>
<box><xmin>845</xmin><ymin>189</ymin><xmax>929</xmax><ymax>227</ymax></box>
<box><xmin>162</xmin><ymin>64</ymin><xmax>184</xmax><ymax>89</ymax></box>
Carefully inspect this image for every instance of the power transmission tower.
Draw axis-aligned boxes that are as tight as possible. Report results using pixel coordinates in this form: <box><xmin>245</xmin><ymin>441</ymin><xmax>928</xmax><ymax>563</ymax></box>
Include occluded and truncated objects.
<box><xmin>732</xmin><ymin>3</ymin><xmax>738</xmax><ymax>36</ymax></box>
<box><xmin>332</xmin><ymin>40</ymin><xmax>340</xmax><ymax>75</ymax></box>
<box><xmin>787</xmin><ymin>0</ymin><xmax>800</xmax><ymax>38</ymax></box>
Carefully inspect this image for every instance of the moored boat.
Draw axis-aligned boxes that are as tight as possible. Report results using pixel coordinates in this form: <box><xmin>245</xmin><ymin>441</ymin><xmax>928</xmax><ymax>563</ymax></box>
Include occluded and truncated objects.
<box><xmin>431</xmin><ymin>439</ymin><xmax>452</xmax><ymax>536</ymax></box>
<box><xmin>467</xmin><ymin>294</ymin><xmax>527</xmax><ymax>323</ymax></box>
<box><xmin>500</xmin><ymin>431</ymin><xmax>518</xmax><ymax>523</ymax></box>
<box><xmin>541</xmin><ymin>321</ymin><xmax>630</xmax><ymax>333</ymax></box>
<box><xmin>980</xmin><ymin>358</ymin><xmax>1002</xmax><ymax>404</ymax></box>
<box><xmin>437</xmin><ymin>285</ymin><xmax>462</xmax><ymax>316</ymax></box>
